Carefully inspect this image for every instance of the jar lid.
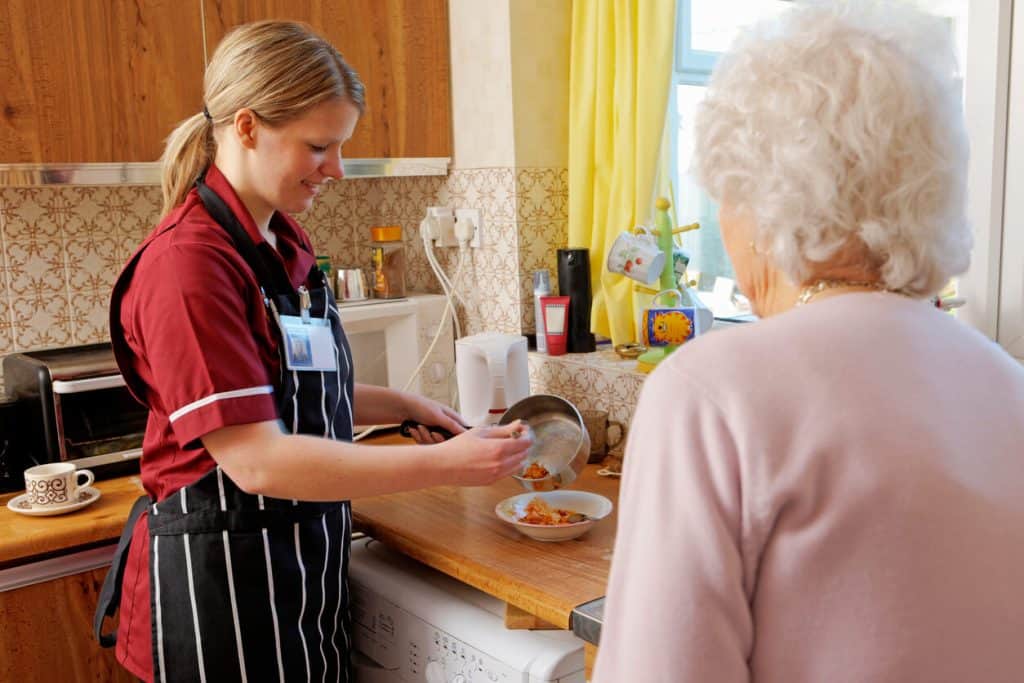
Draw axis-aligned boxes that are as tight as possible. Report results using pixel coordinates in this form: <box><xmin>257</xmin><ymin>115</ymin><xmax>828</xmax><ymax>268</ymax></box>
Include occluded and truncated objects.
<box><xmin>370</xmin><ymin>225</ymin><xmax>403</xmax><ymax>242</ymax></box>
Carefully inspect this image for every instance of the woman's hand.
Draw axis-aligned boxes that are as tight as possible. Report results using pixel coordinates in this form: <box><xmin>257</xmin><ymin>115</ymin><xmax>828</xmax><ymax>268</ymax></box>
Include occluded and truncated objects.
<box><xmin>402</xmin><ymin>393</ymin><xmax>468</xmax><ymax>444</ymax></box>
<box><xmin>435</xmin><ymin>421</ymin><xmax>533</xmax><ymax>486</ymax></box>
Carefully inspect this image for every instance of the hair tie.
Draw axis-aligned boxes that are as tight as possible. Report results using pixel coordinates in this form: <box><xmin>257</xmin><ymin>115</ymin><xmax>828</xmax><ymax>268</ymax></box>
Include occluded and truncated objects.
<box><xmin>202</xmin><ymin>106</ymin><xmax>213</xmax><ymax>123</ymax></box>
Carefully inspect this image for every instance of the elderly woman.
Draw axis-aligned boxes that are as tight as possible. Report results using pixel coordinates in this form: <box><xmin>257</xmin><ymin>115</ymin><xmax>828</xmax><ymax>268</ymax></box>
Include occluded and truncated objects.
<box><xmin>593</xmin><ymin>2</ymin><xmax>1024</xmax><ymax>682</ymax></box>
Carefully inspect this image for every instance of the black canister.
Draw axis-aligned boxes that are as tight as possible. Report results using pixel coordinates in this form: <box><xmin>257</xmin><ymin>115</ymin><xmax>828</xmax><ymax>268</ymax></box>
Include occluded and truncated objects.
<box><xmin>557</xmin><ymin>248</ymin><xmax>597</xmax><ymax>353</ymax></box>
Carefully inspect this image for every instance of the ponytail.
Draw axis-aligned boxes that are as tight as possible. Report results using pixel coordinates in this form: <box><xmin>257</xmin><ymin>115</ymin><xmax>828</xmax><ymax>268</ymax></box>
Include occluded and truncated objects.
<box><xmin>159</xmin><ymin>113</ymin><xmax>214</xmax><ymax>218</ymax></box>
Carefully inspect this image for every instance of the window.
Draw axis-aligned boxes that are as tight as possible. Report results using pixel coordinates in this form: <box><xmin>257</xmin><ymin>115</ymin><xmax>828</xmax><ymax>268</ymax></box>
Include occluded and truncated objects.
<box><xmin>671</xmin><ymin>1</ymin><xmax>791</xmax><ymax>318</ymax></box>
<box><xmin>670</xmin><ymin>1</ymin><xmax>971</xmax><ymax>320</ymax></box>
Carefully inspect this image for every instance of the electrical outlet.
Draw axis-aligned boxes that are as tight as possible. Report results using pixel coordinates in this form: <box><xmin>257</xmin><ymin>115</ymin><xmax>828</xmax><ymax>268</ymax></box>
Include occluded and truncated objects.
<box><xmin>455</xmin><ymin>208</ymin><xmax>484</xmax><ymax>248</ymax></box>
<box><xmin>425</xmin><ymin>206</ymin><xmax>458</xmax><ymax>247</ymax></box>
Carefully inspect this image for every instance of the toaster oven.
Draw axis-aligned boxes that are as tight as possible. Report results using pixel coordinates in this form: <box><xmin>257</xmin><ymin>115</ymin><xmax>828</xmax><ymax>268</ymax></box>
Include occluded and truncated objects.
<box><xmin>3</xmin><ymin>343</ymin><xmax>146</xmax><ymax>487</ymax></box>
<box><xmin>0</xmin><ymin>396</ymin><xmax>30</xmax><ymax>493</ymax></box>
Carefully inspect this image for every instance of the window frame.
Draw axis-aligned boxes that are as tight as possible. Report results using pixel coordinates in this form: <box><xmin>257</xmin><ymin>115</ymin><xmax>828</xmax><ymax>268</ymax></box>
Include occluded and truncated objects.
<box><xmin>675</xmin><ymin>0</ymin><xmax>720</xmax><ymax>86</ymax></box>
<box><xmin>673</xmin><ymin>0</ymin><xmax>1017</xmax><ymax>353</ymax></box>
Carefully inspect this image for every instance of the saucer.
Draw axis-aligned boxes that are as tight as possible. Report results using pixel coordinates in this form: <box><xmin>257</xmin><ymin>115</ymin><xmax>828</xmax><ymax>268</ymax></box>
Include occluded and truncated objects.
<box><xmin>6</xmin><ymin>487</ymin><xmax>102</xmax><ymax>517</ymax></box>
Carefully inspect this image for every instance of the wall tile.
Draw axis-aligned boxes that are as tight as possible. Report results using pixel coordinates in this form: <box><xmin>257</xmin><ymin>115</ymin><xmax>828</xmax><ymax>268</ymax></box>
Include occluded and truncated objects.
<box><xmin>72</xmin><ymin>291</ymin><xmax>111</xmax><ymax>345</ymax></box>
<box><xmin>441</xmin><ymin>168</ymin><xmax>516</xmax><ymax>224</ymax></box>
<box><xmin>518</xmin><ymin>217</ymin><xmax>566</xmax><ymax>332</ymax></box>
<box><xmin>106</xmin><ymin>186</ymin><xmax>162</xmax><ymax>263</ymax></box>
<box><xmin>528</xmin><ymin>351</ymin><xmax>643</xmax><ymax>427</ymax></box>
<box><xmin>516</xmin><ymin>168</ymin><xmax>569</xmax><ymax>221</ymax></box>
<box><xmin>5</xmin><ymin>238</ymin><xmax>66</xmax><ymax>298</ymax></box>
<box><xmin>0</xmin><ymin>191</ymin><xmax>10</xmax><ymax>362</ymax></box>
<box><xmin>10</xmin><ymin>293</ymin><xmax>73</xmax><ymax>349</ymax></box>
<box><xmin>300</xmin><ymin>178</ymin><xmax>379</xmax><ymax>275</ymax></box>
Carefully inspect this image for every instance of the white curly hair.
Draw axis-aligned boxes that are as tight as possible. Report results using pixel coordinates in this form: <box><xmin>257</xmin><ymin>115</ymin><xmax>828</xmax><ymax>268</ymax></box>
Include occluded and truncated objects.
<box><xmin>694</xmin><ymin>0</ymin><xmax>971</xmax><ymax>297</ymax></box>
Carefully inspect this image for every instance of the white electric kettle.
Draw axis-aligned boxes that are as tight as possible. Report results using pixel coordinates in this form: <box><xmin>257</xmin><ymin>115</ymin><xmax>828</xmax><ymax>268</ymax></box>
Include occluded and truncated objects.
<box><xmin>455</xmin><ymin>333</ymin><xmax>530</xmax><ymax>426</ymax></box>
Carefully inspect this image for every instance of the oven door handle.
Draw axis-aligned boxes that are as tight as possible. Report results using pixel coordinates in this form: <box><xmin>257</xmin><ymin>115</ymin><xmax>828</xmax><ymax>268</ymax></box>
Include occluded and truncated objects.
<box><xmin>52</xmin><ymin>375</ymin><xmax>127</xmax><ymax>394</ymax></box>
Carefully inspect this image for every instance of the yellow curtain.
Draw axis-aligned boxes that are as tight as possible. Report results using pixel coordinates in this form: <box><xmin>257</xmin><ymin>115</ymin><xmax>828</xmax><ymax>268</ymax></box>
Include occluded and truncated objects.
<box><xmin>568</xmin><ymin>0</ymin><xmax>677</xmax><ymax>345</ymax></box>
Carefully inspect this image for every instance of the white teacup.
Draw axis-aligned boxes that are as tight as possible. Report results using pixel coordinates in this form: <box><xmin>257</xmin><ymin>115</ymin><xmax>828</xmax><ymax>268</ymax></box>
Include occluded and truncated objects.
<box><xmin>24</xmin><ymin>463</ymin><xmax>95</xmax><ymax>509</ymax></box>
<box><xmin>607</xmin><ymin>228</ymin><xmax>665</xmax><ymax>285</ymax></box>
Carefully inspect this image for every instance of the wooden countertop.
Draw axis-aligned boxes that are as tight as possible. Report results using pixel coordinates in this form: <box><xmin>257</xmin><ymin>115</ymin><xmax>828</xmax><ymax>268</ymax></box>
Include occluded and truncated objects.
<box><xmin>0</xmin><ymin>476</ymin><xmax>145</xmax><ymax>567</ymax></box>
<box><xmin>352</xmin><ymin>465</ymin><xmax>620</xmax><ymax>631</ymax></box>
<box><xmin>0</xmin><ymin>432</ymin><xmax>622</xmax><ymax>635</ymax></box>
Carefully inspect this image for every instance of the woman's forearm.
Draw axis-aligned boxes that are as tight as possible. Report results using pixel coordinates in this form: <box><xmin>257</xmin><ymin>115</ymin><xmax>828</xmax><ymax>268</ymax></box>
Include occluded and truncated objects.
<box><xmin>205</xmin><ymin>420</ymin><xmax>447</xmax><ymax>500</ymax></box>
<box><xmin>353</xmin><ymin>383</ymin><xmax>413</xmax><ymax>425</ymax></box>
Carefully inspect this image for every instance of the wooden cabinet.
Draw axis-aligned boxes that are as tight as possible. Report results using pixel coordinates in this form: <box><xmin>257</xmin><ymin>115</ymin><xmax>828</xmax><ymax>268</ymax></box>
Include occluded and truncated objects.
<box><xmin>0</xmin><ymin>0</ymin><xmax>206</xmax><ymax>163</ymax></box>
<box><xmin>203</xmin><ymin>0</ymin><xmax>452</xmax><ymax>159</ymax></box>
<box><xmin>0</xmin><ymin>0</ymin><xmax>451</xmax><ymax>163</ymax></box>
<box><xmin>0</xmin><ymin>564</ymin><xmax>135</xmax><ymax>683</ymax></box>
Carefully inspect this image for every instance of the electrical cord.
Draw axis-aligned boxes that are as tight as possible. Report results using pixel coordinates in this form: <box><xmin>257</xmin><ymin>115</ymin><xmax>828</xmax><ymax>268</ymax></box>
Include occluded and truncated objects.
<box><xmin>352</xmin><ymin>224</ymin><xmax>470</xmax><ymax>441</ymax></box>
<box><xmin>424</xmin><ymin>238</ymin><xmax>468</xmax><ymax>317</ymax></box>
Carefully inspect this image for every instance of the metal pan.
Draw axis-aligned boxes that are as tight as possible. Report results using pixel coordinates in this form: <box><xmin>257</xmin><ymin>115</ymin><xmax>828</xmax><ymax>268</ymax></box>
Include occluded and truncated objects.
<box><xmin>499</xmin><ymin>394</ymin><xmax>590</xmax><ymax>490</ymax></box>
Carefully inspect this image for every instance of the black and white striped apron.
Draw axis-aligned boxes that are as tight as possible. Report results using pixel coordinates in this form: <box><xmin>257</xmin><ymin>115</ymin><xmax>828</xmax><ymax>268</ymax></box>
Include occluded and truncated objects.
<box><xmin>98</xmin><ymin>175</ymin><xmax>356</xmax><ymax>683</ymax></box>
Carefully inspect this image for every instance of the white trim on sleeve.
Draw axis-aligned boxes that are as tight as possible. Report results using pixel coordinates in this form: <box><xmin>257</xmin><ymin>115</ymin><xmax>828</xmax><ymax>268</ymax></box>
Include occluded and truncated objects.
<box><xmin>169</xmin><ymin>385</ymin><xmax>275</xmax><ymax>423</ymax></box>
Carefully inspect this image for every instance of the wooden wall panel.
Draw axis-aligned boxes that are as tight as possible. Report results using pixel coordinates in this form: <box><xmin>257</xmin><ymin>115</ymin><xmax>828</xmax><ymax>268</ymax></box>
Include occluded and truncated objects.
<box><xmin>203</xmin><ymin>0</ymin><xmax>452</xmax><ymax>158</ymax></box>
<box><xmin>0</xmin><ymin>0</ymin><xmax>206</xmax><ymax>163</ymax></box>
<box><xmin>0</xmin><ymin>567</ymin><xmax>135</xmax><ymax>682</ymax></box>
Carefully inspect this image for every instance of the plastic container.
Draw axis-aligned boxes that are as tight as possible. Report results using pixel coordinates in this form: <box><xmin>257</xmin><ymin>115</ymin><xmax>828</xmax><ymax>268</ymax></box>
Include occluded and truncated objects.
<box><xmin>369</xmin><ymin>225</ymin><xmax>406</xmax><ymax>299</ymax></box>
<box><xmin>532</xmin><ymin>269</ymin><xmax>551</xmax><ymax>353</ymax></box>
<box><xmin>316</xmin><ymin>255</ymin><xmax>332</xmax><ymax>281</ymax></box>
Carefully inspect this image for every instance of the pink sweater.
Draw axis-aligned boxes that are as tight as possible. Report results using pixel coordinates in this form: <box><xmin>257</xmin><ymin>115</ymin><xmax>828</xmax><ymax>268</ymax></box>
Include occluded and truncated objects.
<box><xmin>593</xmin><ymin>293</ymin><xmax>1024</xmax><ymax>683</ymax></box>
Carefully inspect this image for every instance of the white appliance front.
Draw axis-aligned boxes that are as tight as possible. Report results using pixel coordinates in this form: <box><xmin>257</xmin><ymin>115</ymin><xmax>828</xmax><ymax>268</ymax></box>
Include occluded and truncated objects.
<box><xmin>337</xmin><ymin>293</ymin><xmax>456</xmax><ymax>407</ymax></box>
<box><xmin>349</xmin><ymin>538</ymin><xmax>585</xmax><ymax>683</ymax></box>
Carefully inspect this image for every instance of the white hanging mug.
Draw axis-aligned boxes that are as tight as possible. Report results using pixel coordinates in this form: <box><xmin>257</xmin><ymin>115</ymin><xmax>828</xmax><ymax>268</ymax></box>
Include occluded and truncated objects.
<box><xmin>606</xmin><ymin>227</ymin><xmax>665</xmax><ymax>285</ymax></box>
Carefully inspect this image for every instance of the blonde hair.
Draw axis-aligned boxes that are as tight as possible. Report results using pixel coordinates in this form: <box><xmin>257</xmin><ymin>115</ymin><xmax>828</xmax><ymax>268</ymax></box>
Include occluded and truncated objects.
<box><xmin>160</xmin><ymin>21</ymin><xmax>365</xmax><ymax>217</ymax></box>
<box><xmin>694</xmin><ymin>0</ymin><xmax>971</xmax><ymax>298</ymax></box>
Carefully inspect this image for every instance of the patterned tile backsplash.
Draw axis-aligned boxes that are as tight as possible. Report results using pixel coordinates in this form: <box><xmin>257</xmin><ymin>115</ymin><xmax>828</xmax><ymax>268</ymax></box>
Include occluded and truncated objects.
<box><xmin>0</xmin><ymin>167</ymin><xmax>571</xmax><ymax>395</ymax></box>
<box><xmin>528</xmin><ymin>349</ymin><xmax>644</xmax><ymax>428</ymax></box>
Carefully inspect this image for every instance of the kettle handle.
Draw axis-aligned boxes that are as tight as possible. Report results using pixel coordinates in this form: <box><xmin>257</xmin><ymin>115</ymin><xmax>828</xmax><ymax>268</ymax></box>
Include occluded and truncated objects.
<box><xmin>484</xmin><ymin>345</ymin><xmax>508</xmax><ymax>415</ymax></box>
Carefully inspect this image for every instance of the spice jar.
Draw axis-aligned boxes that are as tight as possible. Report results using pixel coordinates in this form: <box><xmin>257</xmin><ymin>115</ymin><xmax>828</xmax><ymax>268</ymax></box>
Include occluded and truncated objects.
<box><xmin>369</xmin><ymin>225</ymin><xmax>406</xmax><ymax>299</ymax></box>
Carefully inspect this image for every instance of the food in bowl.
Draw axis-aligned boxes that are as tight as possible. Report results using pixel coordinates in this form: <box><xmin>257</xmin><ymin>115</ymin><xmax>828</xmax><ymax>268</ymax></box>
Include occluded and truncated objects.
<box><xmin>520</xmin><ymin>462</ymin><xmax>550</xmax><ymax>480</ymax></box>
<box><xmin>495</xmin><ymin>490</ymin><xmax>613</xmax><ymax>542</ymax></box>
<box><xmin>516</xmin><ymin>496</ymin><xmax>583</xmax><ymax>525</ymax></box>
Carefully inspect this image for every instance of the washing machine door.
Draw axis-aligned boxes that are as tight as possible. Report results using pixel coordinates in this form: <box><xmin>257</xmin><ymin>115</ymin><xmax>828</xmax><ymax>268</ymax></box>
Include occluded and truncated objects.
<box><xmin>353</xmin><ymin>650</ymin><xmax>403</xmax><ymax>682</ymax></box>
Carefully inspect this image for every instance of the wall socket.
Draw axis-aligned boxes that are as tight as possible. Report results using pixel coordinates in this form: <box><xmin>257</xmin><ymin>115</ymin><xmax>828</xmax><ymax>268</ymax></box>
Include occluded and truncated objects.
<box><xmin>454</xmin><ymin>208</ymin><xmax>484</xmax><ymax>248</ymax></box>
<box><xmin>424</xmin><ymin>206</ymin><xmax>458</xmax><ymax>247</ymax></box>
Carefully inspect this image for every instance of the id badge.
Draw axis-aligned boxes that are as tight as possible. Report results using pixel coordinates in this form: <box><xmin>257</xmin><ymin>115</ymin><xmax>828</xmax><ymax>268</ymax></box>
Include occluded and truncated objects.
<box><xmin>280</xmin><ymin>315</ymin><xmax>338</xmax><ymax>372</ymax></box>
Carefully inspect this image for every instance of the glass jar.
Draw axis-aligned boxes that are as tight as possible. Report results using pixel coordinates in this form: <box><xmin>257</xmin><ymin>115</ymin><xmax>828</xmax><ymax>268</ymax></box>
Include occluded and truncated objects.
<box><xmin>369</xmin><ymin>225</ymin><xmax>406</xmax><ymax>299</ymax></box>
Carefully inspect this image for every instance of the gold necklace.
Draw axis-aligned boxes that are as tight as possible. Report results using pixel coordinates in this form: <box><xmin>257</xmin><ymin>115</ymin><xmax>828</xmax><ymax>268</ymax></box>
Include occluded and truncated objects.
<box><xmin>797</xmin><ymin>279</ymin><xmax>889</xmax><ymax>306</ymax></box>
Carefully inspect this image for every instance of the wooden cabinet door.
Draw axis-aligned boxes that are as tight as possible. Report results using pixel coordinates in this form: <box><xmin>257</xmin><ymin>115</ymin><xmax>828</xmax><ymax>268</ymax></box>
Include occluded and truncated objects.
<box><xmin>0</xmin><ymin>566</ymin><xmax>136</xmax><ymax>683</ymax></box>
<box><xmin>203</xmin><ymin>0</ymin><xmax>452</xmax><ymax>158</ymax></box>
<box><xmin>0</xmin><ymin>0</ymin><xmax>205</xmax><ymax>163</ymax></box>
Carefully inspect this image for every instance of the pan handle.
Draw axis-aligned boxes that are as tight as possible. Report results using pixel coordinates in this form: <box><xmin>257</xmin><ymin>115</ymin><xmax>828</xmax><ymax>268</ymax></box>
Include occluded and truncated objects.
<box><xmin>398</xmin><ymin>420</ymin><xmax>467</xmax><ymax>441</ymax></box>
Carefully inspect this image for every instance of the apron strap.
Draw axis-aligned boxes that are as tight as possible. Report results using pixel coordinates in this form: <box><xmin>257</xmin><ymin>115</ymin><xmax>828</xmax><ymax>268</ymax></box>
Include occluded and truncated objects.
<box><xmin>195</xmin><ymin>174</ymin><xmax>295</xmax><ymax>298</ymax></box>
<box><xmin>93</xmin><ymin>495</ymin><xmax>150</xmax><ymax>648</ymax></box>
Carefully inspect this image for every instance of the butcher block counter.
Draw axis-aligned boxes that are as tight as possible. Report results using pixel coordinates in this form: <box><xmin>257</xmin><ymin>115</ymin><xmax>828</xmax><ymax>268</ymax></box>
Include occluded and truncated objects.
<box><xmin>352</xmin><ymin>464</ymin><xmax>619</xmax><ymax>632</ymax></box>
<box><xmin>0</xmin><ymin>475</ymin><xmax>145</xmax><ymax>567</ymax></box>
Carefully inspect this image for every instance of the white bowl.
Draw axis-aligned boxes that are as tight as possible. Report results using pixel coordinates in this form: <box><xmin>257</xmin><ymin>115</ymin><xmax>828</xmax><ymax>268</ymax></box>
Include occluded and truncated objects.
<box><xmin>495</xmin><ymin>490</ymin><xmax>613</xmax><ymax>542</ymax></box>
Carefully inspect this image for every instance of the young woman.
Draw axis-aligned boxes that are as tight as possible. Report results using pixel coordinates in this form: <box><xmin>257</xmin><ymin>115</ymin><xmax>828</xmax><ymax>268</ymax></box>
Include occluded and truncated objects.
<box><xmin>95</xmin><ymin>21</ymin><xmax>531</xmax><ymax>683</ymax></box>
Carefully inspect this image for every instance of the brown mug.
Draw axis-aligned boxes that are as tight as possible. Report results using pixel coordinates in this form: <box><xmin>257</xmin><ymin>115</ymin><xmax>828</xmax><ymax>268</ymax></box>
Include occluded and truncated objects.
<box><xmin>580</xmin><ymin>409</ymin><xmax>625</xmax><ymax>464</ymax></box>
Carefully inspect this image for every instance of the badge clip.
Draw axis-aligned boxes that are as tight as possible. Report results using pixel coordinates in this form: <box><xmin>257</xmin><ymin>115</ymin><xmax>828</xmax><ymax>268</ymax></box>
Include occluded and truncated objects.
<box><xmin>298</xmin><ymin>286</ymin><xmax>312</xmax><ymax>323</ymax></box>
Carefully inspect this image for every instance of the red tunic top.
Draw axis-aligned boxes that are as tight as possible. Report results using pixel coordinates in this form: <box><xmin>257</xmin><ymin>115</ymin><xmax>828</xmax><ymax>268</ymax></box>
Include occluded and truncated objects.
<box><xmin>111</xmin><ymin>165</ymin><xmax>319</xmax><ymax>681</ymax></box>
